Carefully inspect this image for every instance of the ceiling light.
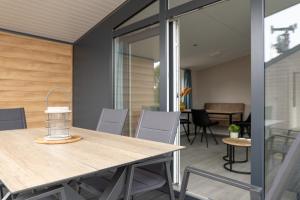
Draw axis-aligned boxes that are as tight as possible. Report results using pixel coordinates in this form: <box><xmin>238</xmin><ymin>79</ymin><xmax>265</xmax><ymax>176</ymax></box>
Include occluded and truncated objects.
<box><xmin>209</xmin><ymin>51</ymin><xmax>222</xmax><ymax>57</ymax></box>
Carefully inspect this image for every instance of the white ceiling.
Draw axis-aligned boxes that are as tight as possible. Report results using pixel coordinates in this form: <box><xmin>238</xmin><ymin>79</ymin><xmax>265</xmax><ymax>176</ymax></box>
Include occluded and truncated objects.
<box><xmin>130</xmin><ymin>0</ymin><xmax>251</xmax><ymax>70</ymax></box>
<box><xmin>179</xmin><ymin>0</ymin><xmax>251</xmax><ymax>70</ymax></box>
<box><xmin>0</xmin><ymin>0</ymin><xmax>127</xmax><ymax>43</ymax></box>
<box><xmin>130</xmin><ymin>0</ymin><xmax>300</xmax><ymax>70</ymax></box>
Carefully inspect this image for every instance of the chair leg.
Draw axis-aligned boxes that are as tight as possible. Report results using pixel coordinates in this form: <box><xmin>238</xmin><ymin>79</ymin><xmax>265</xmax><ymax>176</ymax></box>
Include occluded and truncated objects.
<box><xmin>124</xmin><ymin>166</ymin><xmax>134</xmax><ymax>200</ymax></box>
<box><xmin>200</xmin><ymin>127</ymin><xmax>204</xmax><ymax>142</ymax></box>
<box><xmin>191</xmin><ymin>126</ymin><xmax>197</xmax><ymax>144</ymax></box>
<box><xmin>182</xmin><ymin>124</ymin><xmax>191</xmax><ymax>143</ymax></box>
<box><xmin>208</xmin><ymin>127</ymin><xmax>219</xmax><ymax>145</ymax></box>
<box><xmin>165</xmin><ymin>161</ymin><xmax>175</xmax><ymax>200</ymax></box>
<box><xmin>203</xmin><ymin>127</ymin><xmax>208</xmax><ymax>148</ymax></box>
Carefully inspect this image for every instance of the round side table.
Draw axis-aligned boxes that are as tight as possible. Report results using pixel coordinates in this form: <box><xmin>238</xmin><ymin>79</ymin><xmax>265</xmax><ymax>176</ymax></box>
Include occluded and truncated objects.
<box><xmin>222</xmin><ymin>138</ymin><xmax>251</xmax><ymax>175</ymax></box>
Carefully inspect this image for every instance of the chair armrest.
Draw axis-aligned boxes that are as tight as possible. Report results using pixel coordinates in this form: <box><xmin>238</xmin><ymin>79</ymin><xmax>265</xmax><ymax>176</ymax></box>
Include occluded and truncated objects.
<box><xmin>179</xmin><ymin>166</ymin><xmax>263</xmax><ymax>200</ymax></box>
<box><xmin>123</xmin><ymin>156</ymin><xmax>173</xmax><ymax>200</ymax></box>
<box><xmin>131</xmin><ymin>156</ymin><xmax>173</xmax><ymax>169</ymax></box>
<box><xmin>14</xmin><ymin>186</ymin><xmax>66</xmax><ymax>200</ymax></box>
<box><xmin>269</xmin><ymin>134</ymin><xmax>295</xmax><ymax>140</ymax></box>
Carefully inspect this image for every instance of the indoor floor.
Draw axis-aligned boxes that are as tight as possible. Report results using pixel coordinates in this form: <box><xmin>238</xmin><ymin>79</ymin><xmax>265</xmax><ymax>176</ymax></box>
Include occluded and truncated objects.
<box><xmin>180</xmin><ymin>130</ymin><xmax>251</xmax><ymax>200</ymax></box>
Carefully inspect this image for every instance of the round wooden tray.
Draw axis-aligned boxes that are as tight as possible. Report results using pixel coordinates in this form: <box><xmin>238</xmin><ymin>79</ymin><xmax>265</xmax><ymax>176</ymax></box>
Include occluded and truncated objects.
<box><xmin>222</xmin><ymin>137</ymin><xmax>251</xmax><ymax>147</ymax></box>
<box><xmin>35</xmin><ymin>135</ymin><xmax>82</xmax><ymax>144</ymax></box>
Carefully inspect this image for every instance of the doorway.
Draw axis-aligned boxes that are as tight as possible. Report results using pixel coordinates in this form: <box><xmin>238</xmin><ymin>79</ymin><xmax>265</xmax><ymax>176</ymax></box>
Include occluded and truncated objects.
<box><xmin>172</xmin><ymin>0</ymin><xmax>252</xmax><ymax>199</ymax></box>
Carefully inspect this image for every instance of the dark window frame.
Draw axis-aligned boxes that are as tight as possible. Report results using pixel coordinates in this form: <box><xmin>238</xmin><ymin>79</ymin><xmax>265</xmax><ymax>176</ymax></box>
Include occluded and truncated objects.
<box><xmin>112</xmin><ymin>0</ymin><xmax>266</xmax><ymax>193</ymax></box>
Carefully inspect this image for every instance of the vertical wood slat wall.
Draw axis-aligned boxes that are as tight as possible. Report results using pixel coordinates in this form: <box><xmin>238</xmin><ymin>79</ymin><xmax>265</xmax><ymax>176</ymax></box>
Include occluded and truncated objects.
<box><xmin>0</xmin><ymin>32</ymin><xmax>72</xmax><ymax>128</ymax></box>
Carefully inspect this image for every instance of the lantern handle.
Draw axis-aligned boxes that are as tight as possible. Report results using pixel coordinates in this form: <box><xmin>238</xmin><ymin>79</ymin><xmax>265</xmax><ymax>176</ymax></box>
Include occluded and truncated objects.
<box><xmin>45</xmin><ymin>87</ymin><xmax>71</xmax><ymax>109</ymax></box>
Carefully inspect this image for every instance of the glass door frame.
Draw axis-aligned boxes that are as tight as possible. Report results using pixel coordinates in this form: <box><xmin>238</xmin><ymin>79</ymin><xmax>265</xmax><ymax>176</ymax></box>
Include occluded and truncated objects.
<box><xmin>112</xmin><ymin>0</ymin><xmax>266</xmax><ymax>193</ymax></box>
<box><xmin>250</xmin><ymin>0</ymin><xmax>265</xmax><ymax>189</ymax></box>
<box><xmin>113</xmin><ymin>24</ymin><xmax>161</xmax><ymax>137</ymax></box>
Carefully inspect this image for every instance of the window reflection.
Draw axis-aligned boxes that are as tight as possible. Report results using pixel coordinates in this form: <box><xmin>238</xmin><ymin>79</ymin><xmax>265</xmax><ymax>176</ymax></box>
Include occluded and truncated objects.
<box><xmin>265</xmin><ymin>1</ymin><xmax>300</xmax><ymax>199</ymax></box>
<box><xmin>265</xmin><ymin>3</ymin><xmax>300</xmax><ymax>62</ymax></box>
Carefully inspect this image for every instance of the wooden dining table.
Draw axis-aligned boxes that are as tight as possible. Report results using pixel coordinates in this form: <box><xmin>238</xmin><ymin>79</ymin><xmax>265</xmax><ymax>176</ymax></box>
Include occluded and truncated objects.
<box><xmin>0</xmin><ymin>127</ymin><xmax>184</xmax><ymax>200</ymax></box>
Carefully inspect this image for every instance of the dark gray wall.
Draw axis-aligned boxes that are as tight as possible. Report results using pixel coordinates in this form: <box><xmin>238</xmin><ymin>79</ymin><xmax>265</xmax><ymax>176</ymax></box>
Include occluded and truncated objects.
<box><xmin>73</xmin><ymin>0</ymin><xmax>154</xmax><ymax>129</ymax></box>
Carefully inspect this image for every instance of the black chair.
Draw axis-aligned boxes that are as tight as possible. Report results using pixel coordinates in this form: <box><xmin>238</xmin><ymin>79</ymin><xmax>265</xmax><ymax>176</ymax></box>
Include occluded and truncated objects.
<box><xmin>0</xmin><ymin>108</ymin><xmax>27</xmax><ymax>130</ymax></box>
<box><xmin>180</xmin><ymin>118</ymin><xmax>191</xmax><ymax>143</ymax></box>
<box><xmin>234</xmin><ymin>114</ymin><xmax>251</xmax><ymax>138</ymax></box>
<box><xmin>191</xmin><ymin>109</ymin><xmax>218</xmax><ymax>147</ymax></box>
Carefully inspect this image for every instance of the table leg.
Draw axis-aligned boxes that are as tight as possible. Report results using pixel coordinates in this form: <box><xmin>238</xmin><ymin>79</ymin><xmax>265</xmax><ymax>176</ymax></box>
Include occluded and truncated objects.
<box><xmin>226</xmin><ymin>144</ymin><xmax>229</xmax><ymax>158</ymax></box>
<box><xmin>187</xmin><ymin>113</ymin><xmax>190</xmax><ymax>137</ymax></box>
<box><xmin>223</xmin><ymin>145</ymin><xmax>251</xmax><ymax>174</ymax></box>
<box><xmin>223</xmin><ymin>145</ymin><xmax>230</xmax><ymax>161</ymax></box>
<box><xmin>99</xmin><ymin>167</ymin><xmax>127</xmax><ymax>200</ymax></box>
<box><xmin>233</xmin><ymin>146</ymin><xmax>235</xmax><ymax>163</ymax></box>
<box><xmin>229</xmin><ymin>145</ymin><xmax>233</xmax><ymax>171</ymax></box>
<box><xmin>1</xmin><ymin>192</ymin><xmax>10</xmax><ymax>200</ymax></box>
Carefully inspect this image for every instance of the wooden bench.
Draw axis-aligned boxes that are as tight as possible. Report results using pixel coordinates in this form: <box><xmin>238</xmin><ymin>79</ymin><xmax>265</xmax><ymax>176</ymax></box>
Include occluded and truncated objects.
<box><xmin>204</xmin><ymin>103</ymin><xmax>245</xmax><ymax>126</ymax></box>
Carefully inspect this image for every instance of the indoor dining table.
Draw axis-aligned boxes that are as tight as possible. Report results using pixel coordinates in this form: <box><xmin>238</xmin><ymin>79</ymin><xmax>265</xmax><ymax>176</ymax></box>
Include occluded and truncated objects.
<box><xmin>181</xmin><ymin>109</ymin><xmax>244</xmax><ymax>136</ymax></box>
<box><xmin>0</xmin><ymin>127</ymin><xmax>184</xmax><ymax>200</ymax></box>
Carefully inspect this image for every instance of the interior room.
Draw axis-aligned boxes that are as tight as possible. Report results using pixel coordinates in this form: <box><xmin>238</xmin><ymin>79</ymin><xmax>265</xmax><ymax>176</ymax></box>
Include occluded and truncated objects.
<box><xmin>177</xmin><ymin>0</ymin><xmax>252</xmax><ymax>199</ymax></box>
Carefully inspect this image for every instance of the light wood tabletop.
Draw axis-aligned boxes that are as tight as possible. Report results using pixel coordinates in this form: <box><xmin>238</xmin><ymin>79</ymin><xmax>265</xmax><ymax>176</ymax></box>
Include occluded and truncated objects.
<box><xmin>222</xmin><ymin>138</ymin><xmax>251</xmax><ymax>147</ymax></box>
<box><xmin>0</xmin><ymin>127</ymin><xmax>184</xmax><ymax>194</ymax></box>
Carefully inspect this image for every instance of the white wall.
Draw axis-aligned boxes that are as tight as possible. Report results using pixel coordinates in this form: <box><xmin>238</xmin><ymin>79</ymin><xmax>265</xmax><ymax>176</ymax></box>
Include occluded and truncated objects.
<box><xmin>191</xmin><ymin>55</ymin><xmax>251</xmax><ymax>118</ymax></box>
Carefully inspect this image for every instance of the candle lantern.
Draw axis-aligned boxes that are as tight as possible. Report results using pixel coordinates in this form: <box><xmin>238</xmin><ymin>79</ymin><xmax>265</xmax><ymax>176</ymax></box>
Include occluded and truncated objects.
<box><xmin>45</xmin><ymin>88</ymin><xmax>71</xmax><ymax>141</ymax></box>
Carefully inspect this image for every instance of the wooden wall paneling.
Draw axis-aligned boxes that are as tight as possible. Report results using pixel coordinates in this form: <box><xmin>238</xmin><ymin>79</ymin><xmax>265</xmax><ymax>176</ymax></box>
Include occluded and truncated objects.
<box><xmin>0</xmin><ymin>32</ymin><xmax>73</xmax><ymax>128</ymax></box>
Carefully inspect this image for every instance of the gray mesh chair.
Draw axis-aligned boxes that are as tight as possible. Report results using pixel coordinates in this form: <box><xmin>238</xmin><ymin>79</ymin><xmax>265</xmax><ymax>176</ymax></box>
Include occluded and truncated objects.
<box><xmin>0</xmin><ymin>108</ymin><xmax>27</xmax><ymax>130</ymax></box>
<box><xmin>179</xmin><ymin>134</ymin><xmax>300</xmax><ymax>200</ymax></box>
<box><xmin>0</xmin><ymin>108</ymin><xmax>27</xmax><ymax>198</ymax></box>
<box><xmin>76</xmin><ymin>108</ymin><xmax>128</xmax><ymax>196</ymax></box>
<box><xmin>265</xmin><ymin>133</ymin><xmax>300</xmax><ymax>200</ymax></box>
<box><xmin>96</xmin><ymin>108</ymin><xmax>128</xmax><ymax>135</ymax></box>
<box><xmin>124</xmin><ymin>110</ymin><xmax>180</xmax><ymax>200</ymax></box>
<box><xmin>79</xmin><ymin>110</ymin><xmax>180</xmax><ymax>200</ymax></box>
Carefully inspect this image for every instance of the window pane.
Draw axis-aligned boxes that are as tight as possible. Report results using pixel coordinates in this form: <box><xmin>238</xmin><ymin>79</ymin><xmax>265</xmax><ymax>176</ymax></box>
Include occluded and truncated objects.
<box><xmin>116</xmin><ymin>1</ymin><xmax>159</xmax><ymax>30</ymax></box>
<box><xmin>265</xmin><ymin>1</ymin><xmax>300</xmax><ymax>199</ymax></box>
<box><xmin>114</xmin><ymin>25</ymin><xmax>160</xmax><ymax>136</ymax></box>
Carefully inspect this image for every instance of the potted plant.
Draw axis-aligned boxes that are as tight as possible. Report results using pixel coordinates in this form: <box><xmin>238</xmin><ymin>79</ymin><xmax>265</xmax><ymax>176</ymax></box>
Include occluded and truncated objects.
<box><xmin>180</xmin><ymin>87</ymin><xmax>192</xmax><ymax>111</ymax></box>
<box><xmin>228</xmin><ymin>124</ymin><xmax>240</xmax><ymax>138</ymax></box>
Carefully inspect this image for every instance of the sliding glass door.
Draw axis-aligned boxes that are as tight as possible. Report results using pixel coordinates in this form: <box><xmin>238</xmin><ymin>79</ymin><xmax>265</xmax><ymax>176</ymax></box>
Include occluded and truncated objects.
<box><xmin>114</xmin><ymin>24</ymin><xmax>160</xmax><ymax>137</ymax></box>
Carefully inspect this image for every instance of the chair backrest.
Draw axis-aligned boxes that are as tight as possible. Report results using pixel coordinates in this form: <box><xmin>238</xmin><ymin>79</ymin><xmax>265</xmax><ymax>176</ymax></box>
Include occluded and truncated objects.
<box><xmin>0</xmin><ymin>108</ymin><xmax>27</xmax><ymax>130</ymax></box>
<box><xmin>265</xmin><ymin>134</ymin><xmax>300</xmax><ymax>200</ymax></box>
<box><xmin>245</xmin><ymin>113</ymin><xmax>251</xmax><ymax>122</ymax></box>
<box><xmin>135</xmin><ymin>110</ymin><xmax>180</xmax><ymax>144</ymax></box>
<box><xmin>191</xmin><ymin>109</ymin><xmax>210</xmax><ymax>126</ymax></box>
<box><xmin>96</xmin><ymin>108</ymin><xmax>128</xmax><ymax>135</ymax></box>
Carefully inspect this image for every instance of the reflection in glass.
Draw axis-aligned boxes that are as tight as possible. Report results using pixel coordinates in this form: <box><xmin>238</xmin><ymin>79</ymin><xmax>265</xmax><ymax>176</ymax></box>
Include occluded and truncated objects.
<box><xmin>114</xmin><ymin>25</ymin><xmax>160</xmax><ymax>137</ymax></box>
<box><xmin>265</xmin><ymin>3</ymin><xmax>300</xmax><ymax>62</ymax></box>
<box><xmin>265</xmin><ymin>1</ymin><xmax>300</xmax><ymax>199</ymax></box>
